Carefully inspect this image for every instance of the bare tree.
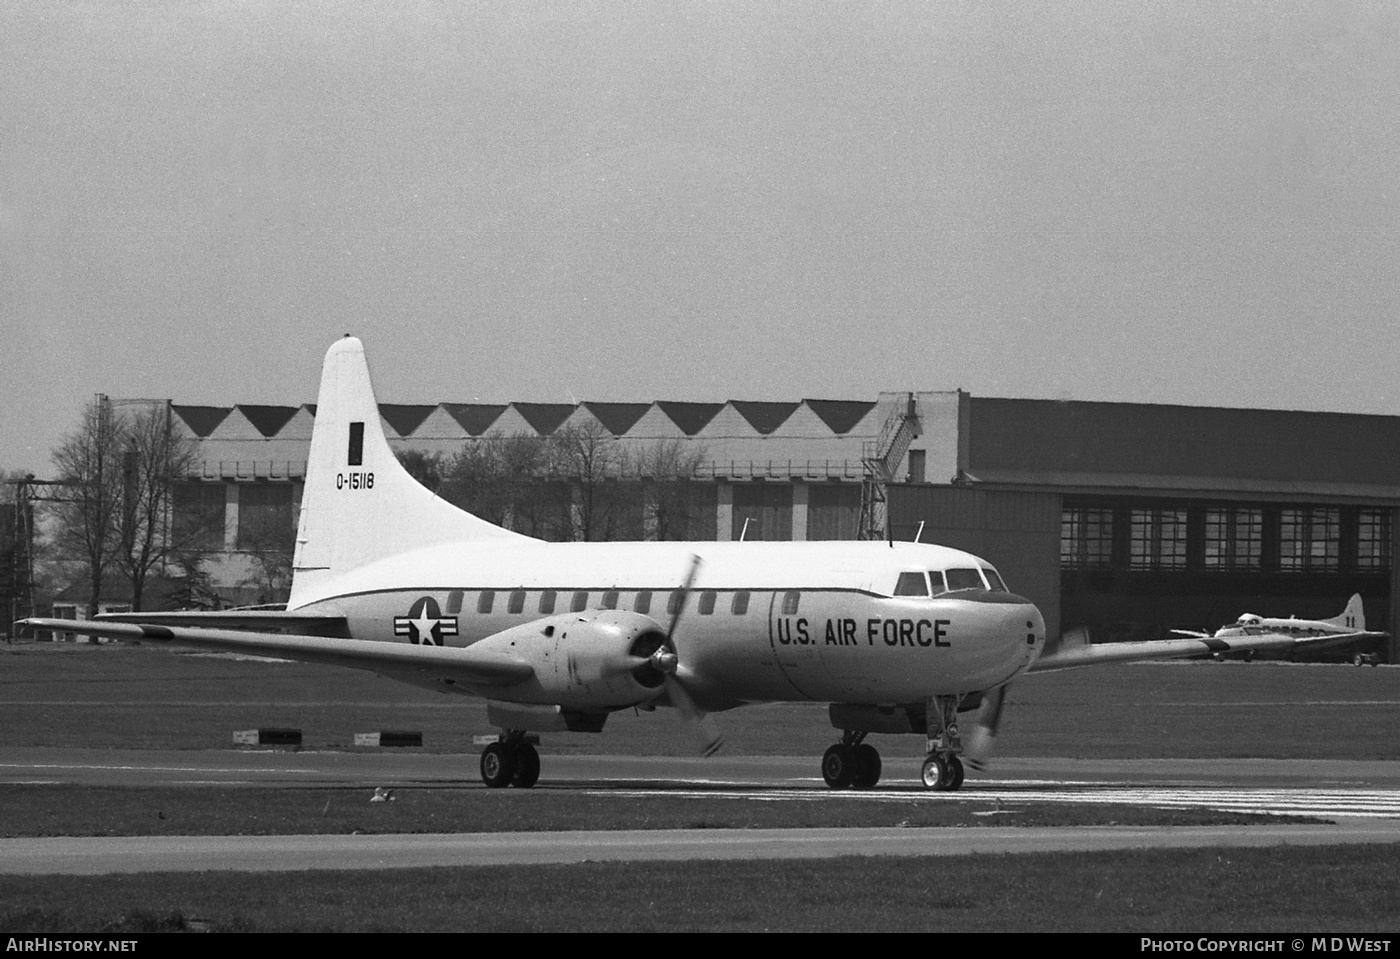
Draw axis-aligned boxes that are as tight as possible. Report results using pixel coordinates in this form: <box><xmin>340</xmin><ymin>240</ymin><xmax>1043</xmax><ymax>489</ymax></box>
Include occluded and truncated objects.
<box><xmin>49</xmin><ymin>397</ymin><xmax>125</xmax><ymax>618</ymax></box>
<box><xmin>112</xmin><ymin>403</ymin><xmax>200</xmax><ymax>611</ymax></box>
<box><xmin>237</xmin><ymin>508</ymin><xmax>295</xmax><ymax>605</ymax></box>
<box><xmin>637</xmin><ymin>438</ymin><xmax>709</xmax><ymax>540</ymax></box>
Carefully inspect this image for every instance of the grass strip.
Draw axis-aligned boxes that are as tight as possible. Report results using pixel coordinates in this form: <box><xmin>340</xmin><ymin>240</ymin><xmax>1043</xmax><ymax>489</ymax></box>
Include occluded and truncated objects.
<box><xmin>2</xmin><ymin>846</ymin><xmax>1398</xmax><ymax>933</ymax></box>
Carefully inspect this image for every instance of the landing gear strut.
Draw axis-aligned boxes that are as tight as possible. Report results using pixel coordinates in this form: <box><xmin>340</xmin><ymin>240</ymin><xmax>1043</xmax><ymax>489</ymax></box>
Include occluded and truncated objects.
<box><xmin>922</xmin><ymin>694</ymin><xmax>965</xmax><ymax>792</ymax></box>
<box><xmin>479</xmin><ymin>731</ymin><xmax>541</xmax><ymax>789</ymax></box>
<box><xmin>821</xmin><ymin>731</ymin><xmax>882</xmax><ymax>789</ymax></box>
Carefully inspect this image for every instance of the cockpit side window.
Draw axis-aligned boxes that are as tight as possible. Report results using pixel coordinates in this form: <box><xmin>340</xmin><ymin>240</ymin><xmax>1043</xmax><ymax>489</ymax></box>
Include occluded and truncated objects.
<box><xmin>928</xmin><ymin>570</ymin><xmax>947</xmax><ymax>595</ymax></box>
<box><xmin>981</xmin><ymin>568</ymin><xmax>1008</xmax><ymax>592</ymax></box>
<box><xmin>894</xmin><ymin>572</ymin><xmax>929</xmax><ymax>597</ymax></box>
<box><xmin>944</xmin><ymin>568</ymin><xmax>985</xmax><ymax>591</ymax></box>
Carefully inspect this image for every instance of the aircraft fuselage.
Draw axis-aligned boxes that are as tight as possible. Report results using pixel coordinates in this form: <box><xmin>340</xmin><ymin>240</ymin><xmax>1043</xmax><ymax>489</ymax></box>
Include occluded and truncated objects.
<box><xmin>294</xmin><ymin>539</ymin><xmax>1045</xmax><ymax>708</ymax></box>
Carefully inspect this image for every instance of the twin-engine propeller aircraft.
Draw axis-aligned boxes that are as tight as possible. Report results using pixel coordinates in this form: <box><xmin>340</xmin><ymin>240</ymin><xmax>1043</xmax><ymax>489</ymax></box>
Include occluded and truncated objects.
<box><xmin>1170</xmin><ymin>595</ymin><xmax>1387</xmax><ymax>661</ymax></box>
<box><xmin>22</xmin><ymin>338</ymin><xmax>1381</xmax><ymax>791</ymax></box>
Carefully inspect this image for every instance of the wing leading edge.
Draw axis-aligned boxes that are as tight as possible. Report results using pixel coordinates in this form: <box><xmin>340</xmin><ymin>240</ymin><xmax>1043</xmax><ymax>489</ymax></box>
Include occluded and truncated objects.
<box><xmin>1030</xmin><ymin>626</ymin><xmax>1388</xmax><ymax>672</ymax></box>
<box><xmin>19</xmin><ymin>618</ymin><xmax>534</xmax><ymax>688</ymax></box>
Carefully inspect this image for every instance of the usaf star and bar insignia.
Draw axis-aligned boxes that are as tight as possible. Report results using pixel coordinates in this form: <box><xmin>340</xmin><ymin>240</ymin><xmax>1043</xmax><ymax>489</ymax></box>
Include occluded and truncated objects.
<box><xmin>393</xmin><ymin>596</ymin><xmax>459</xmax><ymax>646</ymax></box>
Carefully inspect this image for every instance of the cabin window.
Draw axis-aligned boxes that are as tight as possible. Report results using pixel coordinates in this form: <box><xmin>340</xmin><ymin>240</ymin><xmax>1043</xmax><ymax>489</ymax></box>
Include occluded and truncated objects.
<box><xmin>945</xmin><ymin>568</ymin><xmax>984</xmax><ymax>591</ymax></box>
<box><xmin>477</xmin><ymin>590</ymin><xmax>495</xmax><ymax>614</ymax></box>
<box><xmin>602</xmin><ymin>590</ymin><xmax>619</xmax><ymax>610</ymax></box>
<box><xmin>446</xmin><ymin>590</ymin><xmax>464</xmax><ymax>615</ymax></box>
<box><xmin>782</xmin><ymin>590</ymin><xmax>801</xmax><ymax>615</ymax></box>
<box><xmin>667</xmin><ymin>590</ymin><xmax>685</xmax><ymax>616</ymax></box>
<box><xmin>635</xmin><ymin>590</ymin><xmax>652</xmax><ymax>615</ymax></box>
<box><xmin>698</xmin><ymin>591</ymin><xmax>717</xmax><ymax>615</ymax></box>
<box><xmin>894</xmin><ymin>572</ymin><xmax>928</xmax><ymax>597</ymax></box>
<box><xmin>928</xmin><ymin>570</ymin><xmax>947</xmax><ymax>595</ymax></box>
<box><xmin>571</xmin><ymin>590</ymin><xmax>589</xmax><ymax>612</ymax></box>
<box><xmin>539</xmin><ymin>590</ymin><xmax>557</xmax><ymax>614</ymax></box>
<box><xmin>732</xmin><ymin>590</ymin><xmax>750</xmax><ymax>615</ymax></box>
<box><xmin>508</xmin><ymin>590</ymin><xmax>526</xmax><ymax>614</ymax></box>
<box><xmin>981</xmin><ymin>568</ymin><xmax>1008</xmax><ymax>592</ymax></box>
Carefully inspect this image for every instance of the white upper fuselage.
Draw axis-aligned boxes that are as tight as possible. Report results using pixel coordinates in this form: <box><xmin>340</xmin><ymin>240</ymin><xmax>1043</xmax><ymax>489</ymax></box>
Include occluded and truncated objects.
<box><xmin>292</xmin><ymin>539</ymin><xmax>1046</xmax><ymax>707</ymax></box>
<box><xmin>1216</xmin><ymin>615</ymin><xmax>1348</xmax><ymax>638</ymax></box>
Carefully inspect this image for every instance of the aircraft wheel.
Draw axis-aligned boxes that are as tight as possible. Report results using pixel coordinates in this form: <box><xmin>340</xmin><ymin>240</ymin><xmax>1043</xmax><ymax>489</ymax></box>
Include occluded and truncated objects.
<box><xmin>822</xmin><ymin>744</ymin><xmax>856</xmax><ymax>789</ymax></box>
<box><xmin>922</xmin><ymin>754</ymin><xmax>964</xmax><ymax>791</ymax></box>
<box><xmin>921</xmin><ymin>755</ymin><xmax>945</xmax><ymax>790</ymax></box>
<box><xmin>512</xmin><ymin>744</ymin><xmax>541</xmax><ymax>788</ymax></box>
<box><xmin>947</xmin><ymin>754</ymin><xmax>965</xmax><ymax>791</ymax></box>
<box><xmin>480</xmin><ymin>742</ymin><xmax>516</xmax><ymax>788</ymax></box>
<box><xmin>851</xmin><ymin>744</ymin><xmax>882</xmax><ymax>788</ymax></box>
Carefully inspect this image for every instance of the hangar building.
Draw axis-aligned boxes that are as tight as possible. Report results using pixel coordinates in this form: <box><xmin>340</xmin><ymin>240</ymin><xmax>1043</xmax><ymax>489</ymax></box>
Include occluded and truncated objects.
<box><xmin>133</xmin><ymin>392</ymin><xmax>1398</xmax><ymax>658</ymax></box>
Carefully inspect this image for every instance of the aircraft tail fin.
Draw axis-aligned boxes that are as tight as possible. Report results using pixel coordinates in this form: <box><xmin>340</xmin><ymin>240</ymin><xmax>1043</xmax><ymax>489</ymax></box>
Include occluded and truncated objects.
<box><xmin>1327</xmin><ymin>594</ymin><xmax>1366</xmax><ymax>633</ymax></box>
<box><xmin>289</xmin><ymin>337</ymin><xmax>531</xmax><ymax>607</ymax></box>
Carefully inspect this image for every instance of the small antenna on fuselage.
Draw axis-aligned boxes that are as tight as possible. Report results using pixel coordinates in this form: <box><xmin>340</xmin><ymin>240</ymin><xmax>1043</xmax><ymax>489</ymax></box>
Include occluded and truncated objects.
<box><xmin>914</xmin><ymin>521</ymin><xmax>925</xmax><ymax>543</ymax></box>
<box><xmin>739</xmin><ymin>517</ymin><xmax>752</xmax><ymax>542</ymax></box>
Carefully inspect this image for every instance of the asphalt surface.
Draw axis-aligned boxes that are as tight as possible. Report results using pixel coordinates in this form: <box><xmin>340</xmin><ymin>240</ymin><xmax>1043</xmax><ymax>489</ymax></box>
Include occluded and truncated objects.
<box><xmin>6</xmin><ymin>747</ymin><xmax>1400</xmax><ymax>874</ymax></box>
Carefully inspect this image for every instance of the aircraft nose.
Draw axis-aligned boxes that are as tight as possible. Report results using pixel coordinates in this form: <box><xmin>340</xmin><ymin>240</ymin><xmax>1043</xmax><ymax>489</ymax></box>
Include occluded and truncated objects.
<box><xmin>1002</xmin><ymin>596</ymin><xmax>1044</xmax><ymax>658</ymax></box>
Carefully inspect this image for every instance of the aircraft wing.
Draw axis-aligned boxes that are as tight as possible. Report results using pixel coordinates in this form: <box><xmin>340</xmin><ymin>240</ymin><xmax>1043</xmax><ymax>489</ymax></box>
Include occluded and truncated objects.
<box><xmin>18</xmin><ymin>618</ymin><xmax>534</xmax><ymax>688</ymax></box>
<box><xmin>1030</xmin><ymin>626</ymin><xmax>1389</xmax><ymax>673</ymax></box>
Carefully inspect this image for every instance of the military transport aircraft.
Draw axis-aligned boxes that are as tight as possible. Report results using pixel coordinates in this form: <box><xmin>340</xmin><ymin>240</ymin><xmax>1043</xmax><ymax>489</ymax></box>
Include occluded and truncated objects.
<box><xmin>1169</xmin><ymin>595</ymin><xmax>1388</xmax><ymax>663</ymax></box>
<box><xmin>21</xmin><ymin>338</ymin><xmax>1377</xmax><ymax>791</ymax></box>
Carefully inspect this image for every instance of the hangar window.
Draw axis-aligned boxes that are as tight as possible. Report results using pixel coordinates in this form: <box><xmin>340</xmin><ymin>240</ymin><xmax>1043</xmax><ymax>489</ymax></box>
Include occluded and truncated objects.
<box><xmin>1204</xmin><ymin>508</ymin><xmax>1262</xmax><ymax>570</ymax></box>
<box><xmin>928</xmin><ymin>570</ymin><xmax>948</xmax><ymax>595</ymax></box>
<box><xmin>1129</xmin><ymin>508</ymin><xmax>1187</xmax><ymax>570</ymax></box>
<box><xmin>477</xmin><ymin>591</ymin><xmax>494</xmax><ymax>614</ymax></box>
<box><xmin>508</xmin><ymin>590</ymin><xmax>526</xmax><ymax>614</ymax></box>
<box><xmin>894</xmin><ymin>572</ymin><xmax>928</xmax><ymax>597</ymax></box>
<box><xmin>732</xmin><ymin>590</ymin><xmax>750</xmax><ymax>615</ymax></box>
<box><xmin>1061</xmin><ymin>507</ymin><xmax>1113</xmax><ymax>569</ymax></box>
<box><xmin>635</xmin><ymin>590</ymin><xmax>653</xmax><ymax>615</ymax></box>
<box><xmin>571</xmin><ymin>590</ymin><xmax>589</xmax><ymax>612</ymax></box>
<box><xmin>1357</xmin><ymin>509</ymin><xmax>1392</xmax><ymax>571</ymax></box>
<box><xmin>1280</xmin><ymin>508</ymin><xmax>1340</xmax><ymax>571</ymax></box>
<box><xmin>945</xmin><ymin>568</ymin><xmax>984</xmax><ymax>591</ymax></box>
<box><xmin>782</xmin><ymin>590</ymin><xmax>801</xmax><ymax>615</ymax></box>
<box><xmin>601</xmin><ymin>590</ymin><xmax>619</xmax><ymax>610</ymax></box>
<box><xmin>698</xmin><ymin>591</ymin><xmax>717</xmax><ymax>615</ymax></box>
<box><xmin>539</xmin><ymin>590</ymin><xmax>557</xmax><ymax>614</ymax></box>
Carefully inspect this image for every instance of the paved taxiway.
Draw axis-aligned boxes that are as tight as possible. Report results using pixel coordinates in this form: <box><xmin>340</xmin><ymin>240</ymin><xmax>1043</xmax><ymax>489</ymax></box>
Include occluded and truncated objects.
<box><xmin>7</xmin><ymin>747</ymin><xmax>1400</xmax><ymax>874</ymax></box>
<box><xmin>7</xmin><ymin>823</ymin><xmax>1400</xmax><ymax>875</ymax></box>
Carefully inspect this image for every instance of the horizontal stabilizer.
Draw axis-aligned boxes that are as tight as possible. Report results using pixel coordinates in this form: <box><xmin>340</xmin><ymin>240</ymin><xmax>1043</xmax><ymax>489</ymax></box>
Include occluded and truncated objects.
<box><xmin>19</xmin><ymin>618</ymin><xmax>534</xmax><ymax>688</ymax></box>
<box><xmin>97</xmin><ymin>610</ymin><xmax>349</xmax><ymax>636</ymax></box>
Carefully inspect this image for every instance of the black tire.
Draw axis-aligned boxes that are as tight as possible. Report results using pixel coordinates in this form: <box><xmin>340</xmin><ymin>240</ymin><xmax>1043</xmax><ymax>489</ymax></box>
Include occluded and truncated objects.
<box><xmin>822</xmin><ymin>744</ymin><xmax>855</xmax><ymax>789</ymax></box>
<box><xmin>480</xmin><ymin>742</ymin><xmax>516</xmax><ymax>788</ymax></box>
<box><xmin>512</xmin><ymin>744</ymin><xmax>541</xmax><ymax>788</ymax></box>
<box><xmin>947</xmin><ymin>754</ymin><xmax>965</xmax><ymax>791</ymax></box>
<box><xmin>851</xmin><ymin>743</ymin><xmax>882</xmax><ymax>788</ymax></box>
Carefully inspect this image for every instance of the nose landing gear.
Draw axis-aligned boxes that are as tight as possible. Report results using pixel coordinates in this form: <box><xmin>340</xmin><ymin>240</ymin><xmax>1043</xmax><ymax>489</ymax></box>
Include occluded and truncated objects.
<box><xmin>922</xmin><ymin>693</ymin><xmax>966</xmax><ymax>791</ymax></box>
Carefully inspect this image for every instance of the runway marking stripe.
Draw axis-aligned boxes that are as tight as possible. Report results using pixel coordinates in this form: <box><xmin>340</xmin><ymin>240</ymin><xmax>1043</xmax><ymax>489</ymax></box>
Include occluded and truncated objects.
<box><xmin>586</xmin><ymin>784</ymin><xmax>1400</xmax><ymax>819</ymax></box>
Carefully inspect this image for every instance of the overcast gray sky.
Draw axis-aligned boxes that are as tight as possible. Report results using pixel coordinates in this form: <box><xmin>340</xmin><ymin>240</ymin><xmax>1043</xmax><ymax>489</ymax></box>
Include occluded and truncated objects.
<box><xmin>3</xmin><ymin>1</ymin><xmax>1397</xmax><ymax>476</ymax></box>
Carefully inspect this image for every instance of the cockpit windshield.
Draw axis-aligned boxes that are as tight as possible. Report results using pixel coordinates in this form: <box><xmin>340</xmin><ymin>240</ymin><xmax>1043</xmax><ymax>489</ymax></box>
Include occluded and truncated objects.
<box><xmin>981</xmin><ymin>567</ymin><xmax>1008</xmax><ymax>592</ymax></box>
<box><xmin>893</xmin><ymin>571</ymin><xmax>929</xmax><ymax>597</ymax></box>
<box><xmin>943</xmin><ymin>568</ymin><xmax>985</xmax><ymax>591</ymax></box>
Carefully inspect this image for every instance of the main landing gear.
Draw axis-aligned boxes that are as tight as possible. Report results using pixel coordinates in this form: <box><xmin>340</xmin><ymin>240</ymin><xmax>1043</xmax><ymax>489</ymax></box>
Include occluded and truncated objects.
<box><xmin>821</xmin><ymin>731</ymin><xmax>882</xmax><ymax>789</ymax></box>
<box><xmin>478</xmin><ymin>731</ymin><xmax>541</xmax><ymax>788</ymax></box>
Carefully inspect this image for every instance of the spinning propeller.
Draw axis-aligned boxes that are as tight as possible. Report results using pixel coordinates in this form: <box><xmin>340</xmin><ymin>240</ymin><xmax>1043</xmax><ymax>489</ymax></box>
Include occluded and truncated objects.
<box><xmin>604</xmin><ymin>553</ymin><xmax>723</xmax><ymax>757</ymax></box>
<box><xmin>659</xmin><ymin>554</ymin><xmax>725</xmax><ymax>757</ymax></box>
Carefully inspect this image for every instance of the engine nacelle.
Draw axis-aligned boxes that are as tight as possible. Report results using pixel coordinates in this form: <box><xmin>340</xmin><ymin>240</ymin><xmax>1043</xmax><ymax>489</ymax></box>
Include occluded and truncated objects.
<box><xmin>469</xmin><ymin>609</ymin><xmax>671</xmax><ymax>711</ymax></box>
